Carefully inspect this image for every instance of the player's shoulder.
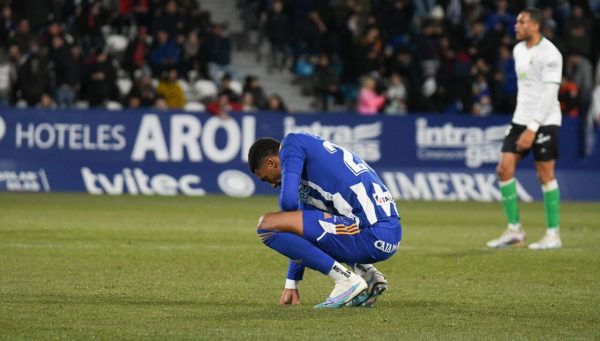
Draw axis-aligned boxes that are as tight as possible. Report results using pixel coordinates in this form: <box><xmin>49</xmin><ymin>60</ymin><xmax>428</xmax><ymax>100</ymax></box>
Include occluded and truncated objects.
<box><xmin>513</xmin><ymin>41</ymin><xmax>526</xmax><ymax>53</ymax></box>
<box><xmin>539</xmin><ymin>37</ymin><xmax>562</xmax><ymax>59</ymax></box>
<box><xmin>282</xmin><ymin>132</ymin><xmax>321</xmax><ymax>145</ymax></box>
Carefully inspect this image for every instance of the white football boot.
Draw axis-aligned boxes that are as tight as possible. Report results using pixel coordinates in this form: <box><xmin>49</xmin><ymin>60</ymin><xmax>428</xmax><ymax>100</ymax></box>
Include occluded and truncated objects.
<box><xmin>348</xmin><ymin>264</ymin><xmax>388</xmax><ymax>307</ymax></box>
<box><xmin>486</xmin><ymin>228</ymin><xmax>525</xmax><ymax>248</ymax></box>
<box><xmin>528</xmin><ymin>232</ymin><xmax>562</xmax><ymax>250</ymax></box>
<box><xmin>314</xmin><ymin>272</ymin><xmax>368</xmax><ymax>309</ymax></box>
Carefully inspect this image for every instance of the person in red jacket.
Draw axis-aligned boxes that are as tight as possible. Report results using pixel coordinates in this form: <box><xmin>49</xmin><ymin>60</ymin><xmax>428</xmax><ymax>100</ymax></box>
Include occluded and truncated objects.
<box><xmin>206</xmin><ymin>93</ymin><xmax>242</xmax><ymax>118</ymax></box>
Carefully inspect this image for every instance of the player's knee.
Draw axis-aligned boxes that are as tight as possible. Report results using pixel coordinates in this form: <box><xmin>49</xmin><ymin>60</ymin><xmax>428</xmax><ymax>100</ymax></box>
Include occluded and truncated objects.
<box><xmin>496</xmin><ymin>163</ymin><xmax>513</xmax><ymax>180</ymax></box>
<box><xmin>256</xmin><ymin>212</ymin><xmax>276</xmax><ymax>231</ymax></box>
<box><xmin>257</xmin><ymin>214</ymin><xmax>278</xmax><ymax>245</ymax></box>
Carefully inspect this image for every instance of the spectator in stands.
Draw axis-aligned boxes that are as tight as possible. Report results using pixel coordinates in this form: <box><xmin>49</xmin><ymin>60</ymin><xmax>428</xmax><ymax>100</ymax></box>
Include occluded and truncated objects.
<box><xmin>156</xmin><ymin>69</ymin><xmax>185</xmax><ymax>109</ymax></box>
<box><xmin>219</xmin><ymin>73</ymin><xmax>240</xmax><ymax>103</ymax></box>
<box><xmin>357</xmin><ymin>76</ymin><xmax>384</xmax><ymax>115</ymax></box>
<box><xmin>241</xmin><ymin>92</ymin><xmax>257</xmax><ymax>112</ymax></box>
<box><xmin>85</xmin><ymin>51</ymin><xmax>117</xmax><ymax>107</ymax></box>
<box><xmin>560</xmin><ymin>76</ymin><xmax>580</xmax><ymax>118</ymax></box>
<box><xmin>11</xmin><ymin>0</ymin><xmax>53</xmax><ymax>33</ymax></box>
<box><xmin>243</xmin><ymin>75</ymin><xmax>268</xmax><ymax>110</ymax></box>
<box><xmin>384</xmin><ymin>73</ymin><xmax>407</xmax><ymax>115</ymax></box>
<box><xmin>123</xmin><ymin>26</ymin><xmax>151</xmax><ymax>73</ymax></box>
<box><xmin>51</xmin><ymin>37</ymin><xmax>84</xmax><ymax>108</ymax></box>
<box><xmin>485</xmin><ymin>0</ymin><xmax>515</xmax><ymax>37</ymax></box>
<box><xmin>132</xmin><ymin>0</ymin><xmax>152</xmax><ymax>29</ymax></box>
<box><xmin>0</xmin><ymin>5</ymin><xmax>17</xmax><ymax>45</ymax></box>
<box><xmin>265</xmin><ymin>0</ymin><xmax>289</xmax><ymax>73</ymax></box>
<box><xmin>471</xmin><ymin>72</ymin><xmax>493</xmax><ymax>116</ymax></box>
<box><xmin>493</xmin><ymin>45</ymin><xmax>517</xmax><ymax>114</ymax></box>
<box><xmin>311</xmin><ymin>53</ymin><xmax>342</xmax><ymax>111</ymax></box>
<box><xmin>358</xmin><ymin>26</ymin><xmax>383</xmax><ymax>75</ymax></box>
<box><xmin>564</xmin><ymin>5</ymin><xmax>592</xmax><ymax>57</ymax></box>
<box><xmin>288</xmin><ymin>0</ymin><xmax>326</xmax><ymax>66</ymax></box>
<box><xmin>40</xmin><ymin>21</ymin><xmax>70</xmax><ymax>52</ymax></box>
<box><xmin>155</xmin><ymin>0</ymin><xmax>185</xmax><ymax>38</ymax></box>
<box><xmin>266</xmin><ymin>93</ymin><xmax>288</xmax><ymax>113</ymax></box>
<box><xmin>207</xmin><ymin>93</ymin><xmax>242</xmax><ymax>118</ymax></box>
<box><xmin>153</xmin><ymin>96</ymin><xmax>169</xmax><ymax>110</ymax></box>
<box><xmin>205</xmin><ymin>24</ymin><xmax>236</xmax><ymax>84</ymax></box>
<box><xmin>150</xmin><ymin>30</ymin><xmax>181</xmax><ymax>74</ymax></box>
<box><xmin>338</xmin><ymin>11</ymin><xmax>362</xmax><ymax>83</ymax></box>
<box><xmin>37</xmin><ymin>93</ymin><xmax>56</xmax><ymax>109</ymax></box>
<box><xmin>387</xmin><ymin>49</ymin><xmax>420</xmax><ymax>109</ymax></box>
<box><xmin>127</xmin><ymin>72</ymin><xmax>157</xmax><ymax>108</ymax></box>
<box><xmin>0</xmin><ymin>48</ymin><xmax>16</xmax><ymax>106</ymax></box>
<box><xmin>466</xmin><ymin>20</ymin><xmax>494</xmax><ymax>63</ymax></box>
<box><xmin>182</xmin><ymin>30</ymin><xmax>206</xmax><ymax>79</ymax></box>
<box><xmin>16</xmin><ymin>42</ymin><xmax>50</xmax><ymax>106</ymax></box>
<box><xmin>75</xmin><ymin>1</ymin><xmax>108</xmax><ymax>52</ymax></box>
<box><xmin>379</xmin><ymin>0</ymin><xmax>413</xmax><ymax>51</ymax></box>
<box><xmin>566</xmin><ymin>54</ymin><xmax>594</xmax><ymax>113</ymax></box>
<box><xmin>9</xmin><ymin>19</ymin><xmax>33</xmax><ymax>55</ymax></box>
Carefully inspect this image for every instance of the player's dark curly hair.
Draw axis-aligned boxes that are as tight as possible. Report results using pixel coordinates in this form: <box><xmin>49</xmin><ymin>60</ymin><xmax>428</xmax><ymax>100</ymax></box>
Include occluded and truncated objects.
<box><xmin>248</xmin><ymin>137</ymin><xmax>281</xmax><ymax>173</ymax></box>
<box><xmin>522</xmin><ymin>8</ymin><xmax>544</xmax><ymax>30</ymax></box>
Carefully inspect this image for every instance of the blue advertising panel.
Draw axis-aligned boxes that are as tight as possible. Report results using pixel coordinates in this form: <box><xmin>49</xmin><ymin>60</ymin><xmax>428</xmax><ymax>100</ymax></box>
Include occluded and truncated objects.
<box><xmin>0</xmin><ymin>109</ymin><xmax>598</xmax><ymax>201</ymax></box>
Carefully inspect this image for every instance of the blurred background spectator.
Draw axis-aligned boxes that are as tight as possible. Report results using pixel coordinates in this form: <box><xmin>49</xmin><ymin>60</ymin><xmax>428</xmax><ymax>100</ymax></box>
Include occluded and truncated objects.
<box><xmin>0</xmin><ymin>0</ymin><xmax>596</xmax><ymax>122</ymax></box>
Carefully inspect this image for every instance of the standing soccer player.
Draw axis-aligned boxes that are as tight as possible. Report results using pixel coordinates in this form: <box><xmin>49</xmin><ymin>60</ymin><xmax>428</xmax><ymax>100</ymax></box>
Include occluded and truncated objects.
<box><xmin>487</xmin><ymin>8</ymin><xmax>562</xmax><ymax>250</ymax></box>
<box><xmin>248</xmin><ymin>133</ymin><xmax>402</xmax><ymax>308</ymax></box>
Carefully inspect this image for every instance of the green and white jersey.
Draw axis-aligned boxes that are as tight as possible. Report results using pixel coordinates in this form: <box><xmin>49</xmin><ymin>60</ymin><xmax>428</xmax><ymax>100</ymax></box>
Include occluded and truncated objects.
<box><xmin>513</xmin><ymin>37</ymin><xmax>563</xmax><ymax>127</ymax></box>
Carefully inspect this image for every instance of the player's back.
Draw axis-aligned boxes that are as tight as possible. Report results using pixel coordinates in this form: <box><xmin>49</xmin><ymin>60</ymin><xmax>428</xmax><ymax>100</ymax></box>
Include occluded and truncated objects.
<box><xmin>280</xmin><ymin>133</ymin><xmax>399</xmax><ymax>228</ymax></box>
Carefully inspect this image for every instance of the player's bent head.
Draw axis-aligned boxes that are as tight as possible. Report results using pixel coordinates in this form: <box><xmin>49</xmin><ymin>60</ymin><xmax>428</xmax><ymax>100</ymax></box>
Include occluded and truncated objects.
<box><xmin>521</xmin><ymin>8</ymin><xmax>544</xmax><ymax>31</ymax></box>
<box><xmin>248</xmin><ymin>137</ymin><xmax>281</xmax><ymax>173</ymax></box>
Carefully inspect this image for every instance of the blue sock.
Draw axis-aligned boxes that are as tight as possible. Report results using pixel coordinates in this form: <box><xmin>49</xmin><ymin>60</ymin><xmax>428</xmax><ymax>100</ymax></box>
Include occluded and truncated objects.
<box><xmin>257</xmin><ymin>229</ymin><xmax>334</xmax><ymax>275</ymax></box>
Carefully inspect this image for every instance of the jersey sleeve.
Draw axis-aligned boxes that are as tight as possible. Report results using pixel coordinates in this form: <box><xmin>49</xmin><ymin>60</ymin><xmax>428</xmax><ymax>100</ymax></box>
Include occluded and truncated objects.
<box><xmin>279</xmin><ymin>134</ymin><xmax>305</xmax><ymax>211</ymax></box>
<box><xmin>541</xmin><ymin>49</ymin><xmax>562</xmax><ymax>84</ymax></box>
<box><xmin>287</xmin><ymin>260</ymin><xmax>305</xmax><ymax>281</ymax></box>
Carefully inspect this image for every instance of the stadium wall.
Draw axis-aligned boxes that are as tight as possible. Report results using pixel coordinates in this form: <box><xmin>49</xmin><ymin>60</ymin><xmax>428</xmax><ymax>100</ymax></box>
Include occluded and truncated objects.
<box><xmin>1</xmin><ymin>109</ymin><xmax>599</xmax><ymax>201</ymax></box>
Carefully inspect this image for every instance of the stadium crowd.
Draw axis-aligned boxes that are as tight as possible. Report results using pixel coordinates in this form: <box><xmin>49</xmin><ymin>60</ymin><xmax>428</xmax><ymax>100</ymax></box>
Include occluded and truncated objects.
<box><xmin>242</xmin><ymin>0</ymin><xmax>600</xmax><ymax>119</ymax></box>
<box><xmin>0</xmin><ymin>0</ymin><xmax>599</xmax><ymax>121</ymax></box>
<box><xmin>0</xmin><ymin>0</ymin><xmax>288</xmax><ymax>114</ymax></box>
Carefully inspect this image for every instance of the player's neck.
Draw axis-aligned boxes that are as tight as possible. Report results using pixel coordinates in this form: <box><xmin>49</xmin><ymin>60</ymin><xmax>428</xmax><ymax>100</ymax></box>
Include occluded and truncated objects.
<box><xmin>526</xmin><ymin>34</ymin><xmax>543</xmax><ymax>48</ymax></box>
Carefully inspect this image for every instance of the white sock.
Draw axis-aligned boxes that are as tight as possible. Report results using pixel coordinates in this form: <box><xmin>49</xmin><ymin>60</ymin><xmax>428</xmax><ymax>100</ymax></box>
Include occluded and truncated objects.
<box><xmin>328</xmin><ymin>262</ymin><xmax>352</xmax><ymax>283</ymax></box>
<box><xmin>547</xmin><ymin>228</ymin><xmax>560</xmax><ymax>236</ymax></box>
<box><xmin>508</xmin><ymin>223</ymin><xmax>521</xmax><ymax>231</ymax></box>
<box><xmin>353</xmin><ymin>264</ymin><xmax>374</xmax><ymax>277</ymax></box>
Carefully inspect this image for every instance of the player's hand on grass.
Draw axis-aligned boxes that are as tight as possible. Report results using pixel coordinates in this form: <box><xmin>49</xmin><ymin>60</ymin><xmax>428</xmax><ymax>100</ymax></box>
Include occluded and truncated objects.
<box><xmin>516</xmin><ymin>129</ymin><xmax>535</xmax><ymax>152</ymax></box>
<box><xmin>279</xmin><ymin>288</ymin><xmax>300</xmax><ymax>305</ymax></box>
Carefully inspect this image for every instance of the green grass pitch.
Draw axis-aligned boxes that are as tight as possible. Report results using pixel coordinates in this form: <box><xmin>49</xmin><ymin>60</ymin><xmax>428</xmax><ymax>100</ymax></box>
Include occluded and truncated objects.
<box><xmin>1</xmin><ymin>193</ymin><xmax>599</xmax><ymax>340</ymax></box>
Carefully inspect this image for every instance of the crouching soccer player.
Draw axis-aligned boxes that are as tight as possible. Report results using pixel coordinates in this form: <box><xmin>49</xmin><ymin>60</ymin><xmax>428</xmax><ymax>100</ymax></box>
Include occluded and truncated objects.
<box><xmin>248</xmin><ymin>133</ymin><xmax>402</xmax><ymax>308</ymax></box>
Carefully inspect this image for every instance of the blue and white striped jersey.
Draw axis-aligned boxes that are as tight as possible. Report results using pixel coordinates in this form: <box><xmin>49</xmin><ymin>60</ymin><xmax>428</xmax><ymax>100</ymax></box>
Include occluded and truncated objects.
<box><xmin>279</xmin><ymin>133</ymin><xmax>399</xmax><ymax>228</ymax></box>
